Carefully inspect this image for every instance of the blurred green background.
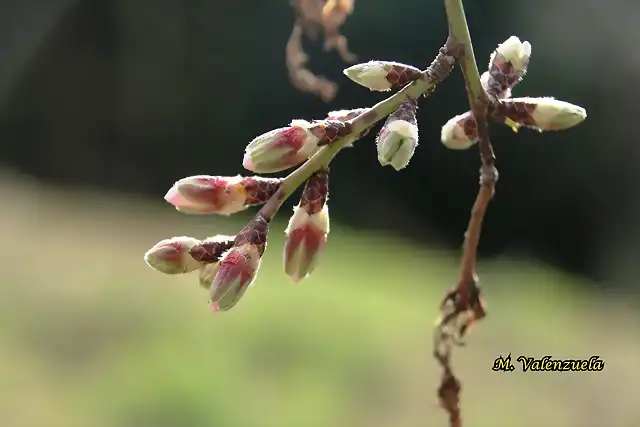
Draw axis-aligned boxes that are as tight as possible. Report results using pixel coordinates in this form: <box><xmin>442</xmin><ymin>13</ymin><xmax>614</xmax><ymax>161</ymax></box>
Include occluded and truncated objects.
<box><xmin>0</xmin><ymin>0</ymin><xmax>639</xmax><ymax>426</ymax></box>
<box><xmin>1</xmin><ymin>176</ymin><xmax>639</xmax><ymax>427</ymax></box>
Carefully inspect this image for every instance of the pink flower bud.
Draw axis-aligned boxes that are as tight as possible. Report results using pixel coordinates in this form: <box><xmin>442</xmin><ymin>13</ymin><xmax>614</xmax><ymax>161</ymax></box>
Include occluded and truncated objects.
<box><xmin>283</xmin><ymin>172</ymin><xmax>330</xmax><ymax>282</ymax></box>
<box><xmin>164</xmin><ymin>175</ymin><xmax>280</xmax><ymax>215</ymax></box>
<box><xmin>440</xmin><ymin>111</ymin><xmax>478</xmax><ymax>150</ymax></box>
<box><xmin>208</xmin><ymin>244</ymin><xmax>262</xmax><ymax>312</ymax></box>
<box><xmin>206</xmin><ymin>213</ymin><xmax>270</xmax><ymax>311</ymax></box>
<box><xmin>243</xmin><ymin>120</ymin><xmax>321</xmax><ymax>173</ymax></box>
<box><xmin>144</xmin><ymin>236</ymin><xmax>202</xmax><ymax>274</ymax></box>
<box><xmin>343</xmin><ymin>61</ymin><xmax>422</xmax><ymax>91</ymax></box>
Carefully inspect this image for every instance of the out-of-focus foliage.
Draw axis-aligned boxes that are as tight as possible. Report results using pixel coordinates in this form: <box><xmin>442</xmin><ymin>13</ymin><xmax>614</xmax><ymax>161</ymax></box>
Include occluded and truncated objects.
<box><xmin>0</xmin><ymin>177</ymin><xmax>638</xmax><ymax>427</ymax></box>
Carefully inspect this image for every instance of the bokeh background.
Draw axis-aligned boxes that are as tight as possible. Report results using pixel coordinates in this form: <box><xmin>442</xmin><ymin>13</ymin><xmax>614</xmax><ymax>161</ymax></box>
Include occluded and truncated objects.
<box><xmin>0</xmin><ymin>0</ymin><xmax>639</xmax><ymax>426</ymax></box>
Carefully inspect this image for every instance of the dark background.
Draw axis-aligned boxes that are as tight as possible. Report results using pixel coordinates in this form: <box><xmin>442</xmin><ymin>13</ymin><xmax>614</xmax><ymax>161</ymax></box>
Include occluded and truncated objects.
<box><xmin>0</xmin><ymin>0</ymin><xmax>636</xmax><ymax>287</ymax></box>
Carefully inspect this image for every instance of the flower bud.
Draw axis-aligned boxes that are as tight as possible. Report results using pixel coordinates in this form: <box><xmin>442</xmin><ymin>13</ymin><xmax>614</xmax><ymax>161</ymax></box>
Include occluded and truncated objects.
<box><xmin>440</xmin><ymin>111</ymin><xmax>478</xmax><ymax>150</ymax></box>
<box><xmin>164</xmin><ymin>175</ymin><xmax>280</xmax><ymax>215</ymax></box>
<box><xmin>492</xmin><ymin>36</ymin><xmax>531</xmax><ymax>76</ymax></box>
<box><xmin>493</xmin><ymin>97</ymin><xmax>587</xmax><ymax>132</ymax></box>
<box><xmin>189</xmin><ymin>235</ymin><xmax>235</xmax><ymax>264</ymax></box>
<box><xmin>484</xmin><ymin>36</ymin><xmax>531</xmax><ymax>98</ymax></box>
<box><xmin>376</xmin><ymin>100</ymin><xmax>418</xmax><ymax>170</ymax></box>
<box><xmin>481</xmin><ymin>71</ymin><xmax>511</xmax><ymax>99</ymax></box>
<box><xmin>243</xmin><ymin>120</ymin><xmax>321</xmax><ymax>173</ymax></box>
<box><xmin>283</xmin><ymin>172</ymin><xmax>330</xmax><ymax>282</ymax></box>
<box><xmin>144</xmin><ymin>236</ymin><xmax>202</xmax><ymax>274</ymax></box>
<box><xmin>207</xmin><ymin>213</ymin><xmax>270</xmax><ymax>311</ymax></box>
<box><xmin>343</xmin><ymin>61</ymin><xmax>422</xmax><ymax>92</ymax></box>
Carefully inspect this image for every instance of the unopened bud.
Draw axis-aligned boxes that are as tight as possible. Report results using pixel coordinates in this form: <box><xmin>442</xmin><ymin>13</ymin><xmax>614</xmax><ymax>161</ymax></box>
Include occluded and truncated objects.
<box><xmin>208</xmin><ymin>243</ymin><xmax>262</xmax><ymax>312</ymax></box>
<box><xmin>494</xmin><ymin>97</ymin><xmax>587</xmax><ymax>132</ymax></box>
<box><xmin>207</xmin><ymin>213</ymin><xmax>270</xmax><ymax>311</ymax></box>
<box><xmin>144</xmin><ymin>236</ymin><xmax>201</xmax><ymax>274</ymax></box>
<box><xmin>376</xmin><ymin>100</ymin><xmax>419</xmax><ymax>170</ymax></box>
<box><xmin>243</xmin><ymin>120</ymin><xmax>321</xmax><ymax>173</ymax></box>
<box><xmin>326</xmin><ymin>108</ymin><xmax>371</xmax><ymax>139</ymax></box>
<box><xmin>189</xmin><ymin>235</ymin><xmax>235</xmax><ymax>264</ymax></box>
<box><xmin>484</xmin><ymin>36</ymin><xmax>531</xmax><ymax>98</ymax></box>
<box><xmin>343</xmin><ymin>61</ymin><xmax>422</xmax><ymax>92</ymax></box>
<box><xmin>164</xmin><ymin>175</ymin><xmax>280</xmax><ymax>215</ymax></box>
<box><xmin>481</xmin><ymin>71</ymin><xmax>511</xmax><ymax>99</ymax></box>
<box><xmin>283</xmin><ymin>172</ymin><xmax>330</xmax><ymax>282</ymax></box>
<box><xmin>440</xmin><ymin>111</ymin><xmax>478</xmax><ymax>150</ymax></box>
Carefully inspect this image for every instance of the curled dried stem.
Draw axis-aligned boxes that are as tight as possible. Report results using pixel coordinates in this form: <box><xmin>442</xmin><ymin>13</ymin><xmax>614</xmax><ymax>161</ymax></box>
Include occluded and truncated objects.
<box><xmin>287</xmin><ymin>0</ymin><xmax>357</xmax><ymax>102</ymax></box>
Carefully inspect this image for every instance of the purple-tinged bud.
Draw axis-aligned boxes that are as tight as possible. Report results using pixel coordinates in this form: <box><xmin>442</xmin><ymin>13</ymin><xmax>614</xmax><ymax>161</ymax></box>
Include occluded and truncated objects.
<box><xmin>483</xmin><ymin>36</ymin><xmax>531</xmax><ymax>98</ymax></box>
<box><xmin>343</xmin><ymin>61</ymin><xmax>422</xmax><ymax>92</ymax></box>
<box><xmin>144</xmin><ymin>236</ymin><xmax>202</xmax><ymax>274</ymax></box>
<box><xmin>283</xmin><ymin>172</ymin><xmax>330</xmax><ymax>282</ymax></box>
<box><xmin>243</xmin><ymin>120</ymin><xmax>321</xmax><ymax>173</ymax></box>
<box><xmin>206</xmin><ymin>213</ymin><xmax>270</xmax><ymax>312</ymax></box>
<box><xmin>493</xmin><ymin>97</ymin><xmax>587</xmax><ymax>132</ymax></box>
<box><xmin>440</xmin><ymin>111</ymin><xmax>478</xmax><ymax>150</ymax></box>
<box><xmin>376</xmin><ymin>100</ymin><xmax>419</xmax><ymax>170</ymax></box>
<box><xmin>164</xmin><ymin>175</ymin><xmax>280</xmax><ymax>215</ymax></box>
<box><xmin>189</xmin><ymin>235</ymin><xmax>235</xmax><ymax>264</ymax></box>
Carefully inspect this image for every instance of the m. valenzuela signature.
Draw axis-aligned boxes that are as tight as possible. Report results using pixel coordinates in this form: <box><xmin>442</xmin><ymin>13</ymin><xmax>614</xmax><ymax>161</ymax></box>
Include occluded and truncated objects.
<box><xmin>492</xmin><ymin>354</ymin><xmax>605</xmax><ymax>372</ymax></box>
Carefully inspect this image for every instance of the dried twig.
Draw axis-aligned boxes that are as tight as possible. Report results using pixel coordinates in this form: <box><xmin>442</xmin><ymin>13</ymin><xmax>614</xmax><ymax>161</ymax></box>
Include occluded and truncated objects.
<box><xmin>287</xmin><ymin>0</ymin><xmax>357</xmax><ymax>101</ymax></box>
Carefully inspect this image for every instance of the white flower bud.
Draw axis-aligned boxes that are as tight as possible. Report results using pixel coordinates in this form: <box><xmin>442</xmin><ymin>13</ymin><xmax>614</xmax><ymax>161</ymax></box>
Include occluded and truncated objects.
<box><xmin>377</xmin><ymin>120</ymin><xmax>418</xmax><ymax>170</ymax></box>
<box><xmin>500</xmin><ymin>97</ymin><xmax>587</xmax><ymax>131</ymax></box>
<box><xmin>144</xmin><ymin>236</ymin><xmax>202</xmax><ymax>274</ymax></box>
<box><xmin>490</xmin><ymin>36</ymin><xmax>531</xmax><ymax>75</ymax></box>
<box><xmin>440</xmin><ymin>112</ymin><xmax>478</xmax><ymax>150</ymax></box>
<box><xmin>343</xmin><ymin>61</ymin><xmax>422</xmax><ymax>92</ymax></box>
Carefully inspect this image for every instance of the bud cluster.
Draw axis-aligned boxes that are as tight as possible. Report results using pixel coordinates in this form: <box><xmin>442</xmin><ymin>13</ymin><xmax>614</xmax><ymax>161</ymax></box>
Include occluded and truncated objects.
<box><xmin>441</xmin><ymin>36</ymin><xmax>586</xmax><ymax>150</ymax></box>
<box><xmin>144</xmin><ymin>34</ymin><xmax>587</xmax><ymax>314</ymax></box>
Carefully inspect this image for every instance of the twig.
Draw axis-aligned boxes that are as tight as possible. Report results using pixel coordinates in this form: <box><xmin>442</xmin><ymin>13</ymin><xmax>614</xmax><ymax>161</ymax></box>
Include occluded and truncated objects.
<box><xmin>259</xmin><ymin>45</ymin><xmax>456</xmax><ymax>220</ymax></box>
<box><xmin>146</xmin><ymin>2</ymin><xmax>587</xmax><ymax>426</ymax></box>
<box><xmin>433</xmin><ymin>1</ymin><xmax>495</xmax><ymax>426</ymax></box>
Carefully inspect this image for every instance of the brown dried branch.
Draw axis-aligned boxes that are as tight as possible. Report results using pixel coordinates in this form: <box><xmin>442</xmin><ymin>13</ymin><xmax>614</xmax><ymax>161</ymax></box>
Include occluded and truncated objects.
<box><xmin>287</xmin><ymin>0</ymin><xmax>357</xmax><ymax>102</ymax></box>
<box><xmin>321</xmin><ymin>0</ymin><xmax>357</xmax><ymax>62</ymax></box>
<box><xmin>286</xmin><ymin>21</ymin><xmax>338</xmax><ymax>103</ymax></box>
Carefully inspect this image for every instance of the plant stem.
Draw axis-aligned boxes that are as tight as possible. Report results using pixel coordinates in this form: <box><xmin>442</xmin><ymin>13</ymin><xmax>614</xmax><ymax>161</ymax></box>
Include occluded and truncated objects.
<box><xmin>259</xmin><ymin>47</ymin><xmax>455</xmax><ymax>219</ymax></box>
<box><xmin>433</xmin><ymin>2</ymin><xmax>496</xmax><ymax>427</ymax></box>
<box><xmin>444</xmin><ymin>0</ymin><xmax>497</xmax><ymax>294</ymax></box>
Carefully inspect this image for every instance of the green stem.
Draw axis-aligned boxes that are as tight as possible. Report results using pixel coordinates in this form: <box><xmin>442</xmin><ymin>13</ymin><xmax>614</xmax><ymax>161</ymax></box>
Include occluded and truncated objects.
<box><xmin>444</xmin><ymin>0</ymin><xmax>495</xmax><ymax>166</ymax></box>
<box><xmin>444</xmin><ymin>0</ymin><xmax>486</xmax><ymax>109</ymax></box>
<box><xmin>260</xmin><ymin>65</ymin><xmax>448</xmax><ymax>219</ymax></box>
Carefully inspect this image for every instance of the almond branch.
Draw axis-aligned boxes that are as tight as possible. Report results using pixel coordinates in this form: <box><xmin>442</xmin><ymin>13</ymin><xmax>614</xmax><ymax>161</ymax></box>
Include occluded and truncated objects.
<box><xmin>145</xmin><ymin>2</ymin><xmax>587</xmax><ymax>426</ymax></box>
<box><xmin>259</xmin><ymin>44</ymin><xmax>456</xmax><ymax>220</ymax></box>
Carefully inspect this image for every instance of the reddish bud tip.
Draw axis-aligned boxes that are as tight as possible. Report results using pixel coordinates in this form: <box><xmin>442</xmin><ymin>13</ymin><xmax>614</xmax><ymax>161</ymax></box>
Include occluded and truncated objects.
<box><xmin>283</xmin><ymin>204</ymin><xmax>330</xmax><ymax>282</ymax></box>
<box><xmin>243</xmin><ymin>120</ymin><xmax>321</xmax><ymax>173</ymax></box>
<box><xmin>209</xmin><ymin>243</ymin><xmax>263</xmax><ymax>311</ymax></box>
<box><xmin>144</xmin><ymin>236</ymin><xmax>202</xmax><ymax>274</ymax></box>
